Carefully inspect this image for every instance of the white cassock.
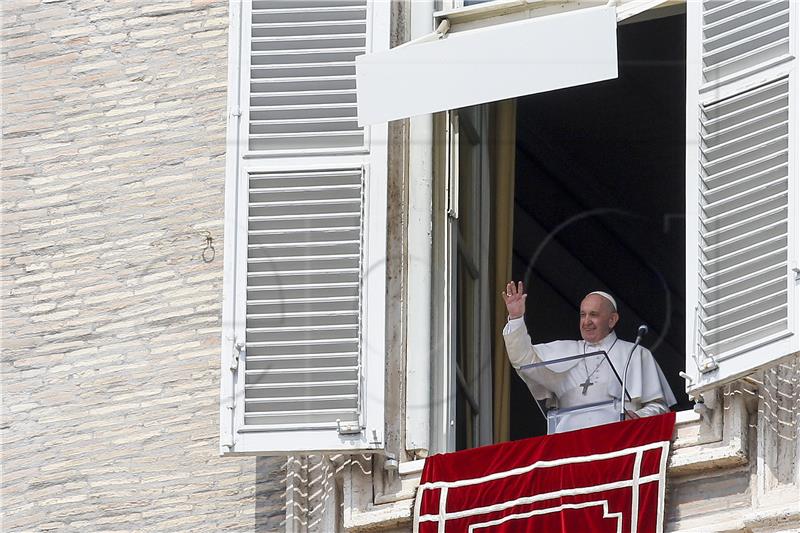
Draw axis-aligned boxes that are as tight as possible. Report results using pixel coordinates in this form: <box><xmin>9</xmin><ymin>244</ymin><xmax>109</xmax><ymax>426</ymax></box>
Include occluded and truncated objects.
<box><xmin>503</xmin><ymin>318</ymin><xmax>677</xmax><ymax>433</ymax></box>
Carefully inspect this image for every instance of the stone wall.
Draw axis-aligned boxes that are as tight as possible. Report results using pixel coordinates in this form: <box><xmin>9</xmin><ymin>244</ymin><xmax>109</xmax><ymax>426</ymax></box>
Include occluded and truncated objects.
<box><xmin>2</xmin><ymin>1</ymin><xmax>285</xmax><ymax>530</ymax></box>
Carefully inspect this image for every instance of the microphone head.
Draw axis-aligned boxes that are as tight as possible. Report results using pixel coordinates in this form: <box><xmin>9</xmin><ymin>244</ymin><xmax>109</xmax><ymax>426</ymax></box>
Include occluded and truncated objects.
<box><xmin>637</xmin><ymin>325</ymin><xmax>649</xmax><ymax>336</ymax></box>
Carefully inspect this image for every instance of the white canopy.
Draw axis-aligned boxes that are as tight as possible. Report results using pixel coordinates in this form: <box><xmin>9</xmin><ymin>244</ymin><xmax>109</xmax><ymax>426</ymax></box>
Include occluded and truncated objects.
<box><xmin>356</xmin><ymin>5</ymin><xmax>619</xmax><ymax>125</ymax></box>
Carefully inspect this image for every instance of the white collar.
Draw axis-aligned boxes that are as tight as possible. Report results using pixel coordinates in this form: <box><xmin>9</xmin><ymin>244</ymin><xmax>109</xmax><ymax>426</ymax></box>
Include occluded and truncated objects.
<box><xmin>585</xmin><ymin>331</ymin><xmax>617</xmax><ymax>350</ymax></box>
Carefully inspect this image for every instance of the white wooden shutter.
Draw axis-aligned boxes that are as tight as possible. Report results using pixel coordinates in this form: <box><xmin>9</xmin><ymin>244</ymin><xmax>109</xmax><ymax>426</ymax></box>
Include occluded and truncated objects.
<box><xmin>685</xmin><ymin>0</ymin><xmax>799</xmax><ymax>394</ymax></box>
<box><xmin>220</xmin><ymin>0</ymin><xmax>389</xmax><ymax>455</ymax></box>
<box><xmin>356</xmin><ymin>4</ymin><xmax>619</xmax><ymax>125</ymax></box>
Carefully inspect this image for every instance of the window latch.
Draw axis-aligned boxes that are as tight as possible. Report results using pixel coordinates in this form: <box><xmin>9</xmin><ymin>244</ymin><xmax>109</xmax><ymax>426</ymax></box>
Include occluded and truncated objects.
<box><xmin>336</xmin><ymin>419</ymin><xmax>362</xmax><ymax>436</ymax></box>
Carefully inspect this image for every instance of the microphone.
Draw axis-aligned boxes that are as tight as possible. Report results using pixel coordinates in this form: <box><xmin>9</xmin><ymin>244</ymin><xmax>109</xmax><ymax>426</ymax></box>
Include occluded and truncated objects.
<box><xmin>620</xmin><ymin>325</ymin><xmax>648</xmax><ymax>421</ymax></box>
<box><xmin>634</xmin><ymin>325</ymin><xmax>648</xmax><ymax>344</ymax></box>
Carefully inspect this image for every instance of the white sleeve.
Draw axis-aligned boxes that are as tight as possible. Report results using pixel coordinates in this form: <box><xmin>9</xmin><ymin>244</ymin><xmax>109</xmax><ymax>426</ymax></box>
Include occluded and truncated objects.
<box><xmin>503</xmin><ymin>316</ymin><xmax>526</xmax><ymax>335</ymax></box>
<box><xmin>634</xmin><ymin>399</ymin><xmax>669</xmax><ymax>418</ymax></box>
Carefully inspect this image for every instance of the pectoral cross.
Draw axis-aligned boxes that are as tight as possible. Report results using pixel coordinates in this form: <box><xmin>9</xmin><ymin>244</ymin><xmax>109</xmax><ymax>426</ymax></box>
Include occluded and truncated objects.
<box><xmin>580</xmin><ymin>377</ymin><xmax>594</xmax><ymax>395</ymax></box>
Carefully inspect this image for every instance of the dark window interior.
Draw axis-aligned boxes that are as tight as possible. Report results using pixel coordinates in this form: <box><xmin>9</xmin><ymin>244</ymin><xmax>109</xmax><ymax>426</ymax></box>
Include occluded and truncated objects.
<box><xmin>510</xmin><ymin>13</ymin><xmax>691</xmax><ymax>440</ymax></box>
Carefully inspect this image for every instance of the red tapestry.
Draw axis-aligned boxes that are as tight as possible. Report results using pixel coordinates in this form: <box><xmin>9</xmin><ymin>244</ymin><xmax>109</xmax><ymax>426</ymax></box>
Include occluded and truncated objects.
<box><xmin>414</xmin><ymin>413</ymin><xmax>675</xmax><ymax>533</ymax></box>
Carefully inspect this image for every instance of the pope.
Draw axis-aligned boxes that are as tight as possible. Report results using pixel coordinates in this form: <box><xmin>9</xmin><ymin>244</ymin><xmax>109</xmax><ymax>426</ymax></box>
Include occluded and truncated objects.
<box><xmin>502</xmin><ymin>281</ymin><xmax>676</xmax><ymax>433</ymax></box>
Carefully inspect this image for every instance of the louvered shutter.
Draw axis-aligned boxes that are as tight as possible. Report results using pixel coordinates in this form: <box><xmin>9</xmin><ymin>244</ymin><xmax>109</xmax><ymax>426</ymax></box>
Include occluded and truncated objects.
<box><xmin>685</xmin><ymin>0</ymin><xmax>799</xmax><ymax>394</ymax></box>
<box><xmin>220</xmin><ymin>0</ymin><xmax>390</xmax><ymax>455</ymax></box>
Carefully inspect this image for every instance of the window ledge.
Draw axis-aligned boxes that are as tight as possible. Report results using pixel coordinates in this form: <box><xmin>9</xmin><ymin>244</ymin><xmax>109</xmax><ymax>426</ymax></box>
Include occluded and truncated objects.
<box><xmin>344</xmin><ymin>459</ymin><xmax>424</xmax><ymax>532</ymax></box>
<box><xmin>667</xmin><ymin>442</ymin><xmax>747</xmax><ymax>476</ymax></box>
<box><xmin>344</xmin><ymin>499</ymin><xmax>414</xmax><ymax>533</ymax></box>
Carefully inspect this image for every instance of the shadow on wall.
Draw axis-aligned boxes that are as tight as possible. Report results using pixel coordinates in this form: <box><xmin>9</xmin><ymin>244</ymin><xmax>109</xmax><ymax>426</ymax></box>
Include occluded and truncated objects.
<box><xmin>256</xmin><ymin>457</ymin><xmax>287</xmax><ymax>531</ymax></box>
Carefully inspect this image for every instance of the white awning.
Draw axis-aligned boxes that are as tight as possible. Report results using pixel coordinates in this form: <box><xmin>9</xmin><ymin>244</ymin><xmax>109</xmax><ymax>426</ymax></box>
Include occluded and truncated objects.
<box><xmin>356</xmin><ymin>5</ymin><xmax>618</xmax><ymax>125</ymax></box>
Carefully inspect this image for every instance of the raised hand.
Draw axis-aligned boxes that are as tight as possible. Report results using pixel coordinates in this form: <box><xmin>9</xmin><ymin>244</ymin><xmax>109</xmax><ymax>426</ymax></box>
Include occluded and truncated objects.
<box><xmin>502</xmin><ymin>281</ymin><xmax>527</xmax><ymax>320</ymax></box>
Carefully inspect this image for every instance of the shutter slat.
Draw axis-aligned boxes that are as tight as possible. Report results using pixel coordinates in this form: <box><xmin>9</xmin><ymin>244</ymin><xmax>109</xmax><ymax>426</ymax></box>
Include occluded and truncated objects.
<box><xmin>703</xmin><ymin>0</ymin><xmax>784</xmax><ymax>31</ymax></box>
<box><xmin>252</xmin><ymin>62</ymin><xmax>355</xmax><ymax>72</ymax></box>
<box><xmin>703</xmin><ymin>7</ymin><xmax>787</xmax><ymax>48</ymax></box>
<box><xmin>700</xmin><ymin>233</ymin><xmax>785</xmax><ymax>274</ymax></box>
<box><xmin>701</xmin><ymin>291</ymin><xmax>786</xmax><ymax>331</ymax></box>
<box><xmin>702</xmin><ymin>24</ymin><xmax>788</xmax><ymax>68</ymax></box>
<box><xmin>247</xmin><ymin>266</ymin><xmax>359</xmax><ymax>275</ymax></box>
<box><xmin>702</xmin><ymin>188</ymin><xmax>786</xmax><ymax>226</ymax></box>
<box><xmin>247</xmin><ymin>339</ymin><xmax>359</xmax><ymax>348</ymax></box>
<box><xmin>702</xmin><ymin>0</ymin><xmax>751</xmax><ymax>20</ymax></box>
<box><xmin>248</xmin><ymin>241</ymin><xmax>359</xmax><ymax>250</ymax></box>
<box><xmin>247</xmin><ymin>352</ymin><xmax>358</xmax><ymax>360</ymax></box>
<box><xmin>701</xmin><ymin>218</ymin><xmax>785</xmax><ymax>257</ymax></box>
<box><xmin>251</xmin><ymin>117</ymin><xmax>356</xmax><ymax>125</ymax></box>
<box><xmin>245</xmin><ymin>281</ymin><xmax>359</xmax><ymax>289</ymax></box>
<box><xmin>249</xmin><ymin>197</ymin><xmax>358</xmax><ymax>207</ymax></box>
<box><xmin>251</xmin><ymin>117</ymin><xmax>356</xmax><ymax>126</ymax></box>
<box><xmin>701</xmin><ymin>262</ymin><xmax>784</xmax><ymax>298</ymax></box>
<box><xmin>251</xmin><ymin>89</ymin><xmax>356</xmax><ymax>99</ymax></box>
<box><xmin>702</xmin><ymin>162</ymin><xmax>786</xmax><ymax>203</ymax></box>
<box><xmin>247</xmin><ymin>324</ymin><xmax>358</xmax><ymax>333</ymax></box>
<box><xmin>701</xmin><ymin>106</ymin><xmax>786</xmax><ymax>148</ymax></box>
<box><xmin>249</xmin><ymin>130</ymin><xmax>363</xmax><ymax>140</ymax></box>
<box><xmin>245</xmin><ymin>380</ymin><xmax>357</xmax><ymax>394</ymax></box>
<box><xmin>252</xmin><ymin>47</ymin><xmax>364</xmax><ymax>57</ymax></box>
<box><xmin>248</xmin><ymin>253</ymin><xmax>359</xmax><ymax>262</ymax></box>
<box><xmin>702</xmin><ymin>301</ymin><xmax>787</xmax><ymax>336</ymax></box>
<box><xmin>253</xmin><ymin>0</ymin><xmax>366</xmax><ymax>8</ymax></box>
<box><xmin>702</xmin><ymin>307</ymin><xmax>786</xmax><ymax>344</ymax></box>
<box><xmin>247</xmin><ymin>295</ymin><xmax>358</xmax><ymax>304</ymax></box>
<box><xmin>701</xmin><ymin>277</ymin><xmax>785</xmax><ymax>316</ymax></box>
<box><xmin>246</xmin><ymin>365</ymin><xmax>357</xmax><ymax>375</ymax></box>
<box><xmin>701</xmin><ymin>247</ymin><xmax>785</xmax><ymax>286</ymax></box>
<box><xmin>245</xmin><ymin>397</ymin><xmax>358</xmax><ymax>412</ymax></box>
<box><xmin>253</xmin><ymin>34</ymin><xmax>365</xmax><ymax>44</ymax></box>
<box><xmin>251</xmin><ymin>20</ymin><xmax>366</xmax><ymax>29</ymax></box>
<box><xmin>701</xmin><ymin>319</ymin><xmax>787</xmax><ymax>357</ymax></box>
<box><xmin>703</xmin><ymin>210</ymin><xmax>786</xmax><ymax>254</ymax></box>
<box><xmin>249</xmin><ymin>226</ymin><xmax>360</xmax><ymax>236</ymax></box>
<box><xmin>244</xmin><ymin>410</ymin><xmax>358</xmax><ymax>427</ymax></box>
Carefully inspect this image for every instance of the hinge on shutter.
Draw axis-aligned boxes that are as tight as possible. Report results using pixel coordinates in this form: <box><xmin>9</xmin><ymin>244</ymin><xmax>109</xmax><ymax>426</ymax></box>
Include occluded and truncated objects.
<box><xmin>336</xmin><ymin>419</ymin><xmax>362</xmax><ymax>436</ymax></box>
<box><xmin>691</xmin><ymin>305</ymin><xmax>718</xmax><ymax>374</ymax></box>
<box><xmin>792</xmin><ymin>267</ymin><xmax>800</xmax><ymax>282</ymax></box>
<box><xmin>231</xmin><ymin>341</ymin><xmax>244</xmax><ymax>371</ymax></box>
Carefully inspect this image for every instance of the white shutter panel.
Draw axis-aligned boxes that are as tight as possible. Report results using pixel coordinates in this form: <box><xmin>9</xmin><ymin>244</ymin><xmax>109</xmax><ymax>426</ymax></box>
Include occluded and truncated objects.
<box><xmin>220</xmin><ymin>0</ymin><xmax>389</xmax><ymax>455</ymax></box>
<box><xmin>685</xmin><ymin>0</ymin><xmax>799</xmax><ymax>394</ymax></box>
<box><xmin>249</xmin><ymin>0</ymin><xmax>367</xmax><ymax>152</ymax></box>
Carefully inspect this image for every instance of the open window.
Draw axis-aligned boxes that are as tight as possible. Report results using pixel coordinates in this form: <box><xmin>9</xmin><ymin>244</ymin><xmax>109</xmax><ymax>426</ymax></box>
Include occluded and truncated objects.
<box><xmin>356</xmin><ymin>0</ymin><xmax>800</xmax><ymax>453</ymax></box>
<box><xmin>509</xmin><ymin>10</ymin><xmax>691</xmax><ymax>439</ymax></box>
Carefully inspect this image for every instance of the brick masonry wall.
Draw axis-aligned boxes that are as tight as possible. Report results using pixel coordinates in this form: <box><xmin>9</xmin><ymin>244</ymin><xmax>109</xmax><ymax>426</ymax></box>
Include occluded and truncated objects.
<box><xmin>1</xmin><ymin>1</ymin><xmax>286</xmax><ymax>531</ymax></box>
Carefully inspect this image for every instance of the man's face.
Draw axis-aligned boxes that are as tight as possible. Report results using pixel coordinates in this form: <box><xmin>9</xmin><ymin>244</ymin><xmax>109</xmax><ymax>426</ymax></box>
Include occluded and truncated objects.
<box><xmin>579</xmin><ymin>294</ymin><xmax>619</xmax><ymax>344</ymax></box>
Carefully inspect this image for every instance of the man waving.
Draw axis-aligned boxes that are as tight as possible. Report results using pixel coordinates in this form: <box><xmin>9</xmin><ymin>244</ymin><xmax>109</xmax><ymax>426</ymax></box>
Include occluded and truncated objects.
<box><xmin>502</xmin><ymin>281</ymin><xmax>676</xmax><ymax>433</ymax></box>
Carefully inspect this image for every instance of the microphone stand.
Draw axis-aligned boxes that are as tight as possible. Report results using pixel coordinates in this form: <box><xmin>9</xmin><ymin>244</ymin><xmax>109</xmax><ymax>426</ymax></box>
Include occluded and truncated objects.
<box><xmin>620</xmin><ymin>325</ymin><xmax>647</xmax><ymax>421</ymax></box>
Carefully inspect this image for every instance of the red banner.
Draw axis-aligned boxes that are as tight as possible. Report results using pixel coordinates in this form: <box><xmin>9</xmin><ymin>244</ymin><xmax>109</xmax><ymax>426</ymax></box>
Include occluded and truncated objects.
<box><xmin>414</xmin><ymin>413</ymin><xmax>675</xmax><ymax>533</ymax></box>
